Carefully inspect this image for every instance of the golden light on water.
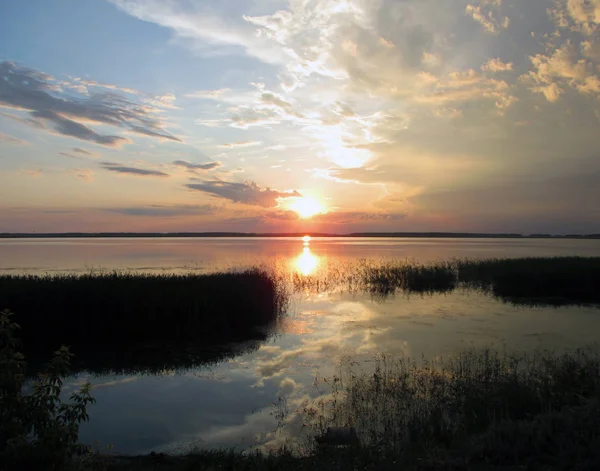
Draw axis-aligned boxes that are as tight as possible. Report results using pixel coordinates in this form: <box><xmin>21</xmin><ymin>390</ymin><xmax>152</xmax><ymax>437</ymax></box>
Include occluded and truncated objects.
<box><xmin>295</xmin><ymin>246</ymin><xmax>319</xmax><ymax>275</ymax></box>
<box><xmin>302</xmin><ymin>235</ymin><xmax>311</xmax><ymax>244</ymax></box>
<box><xmin>288</xmin><ymin>197</ymin><xmax>324</xmax><ymax>218</ymax></box>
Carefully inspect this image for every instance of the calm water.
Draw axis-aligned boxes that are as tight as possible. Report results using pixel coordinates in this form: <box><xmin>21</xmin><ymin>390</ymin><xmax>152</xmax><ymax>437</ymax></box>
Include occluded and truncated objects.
<box><xmin>4</xmin><ymin>237</ymin><xmax>600</xmax><ymax>454</ymax></box>
<box><xmin>3</xmin><ymin>236</ymin><xmax>600</xmax><ymax>274</ymax></box>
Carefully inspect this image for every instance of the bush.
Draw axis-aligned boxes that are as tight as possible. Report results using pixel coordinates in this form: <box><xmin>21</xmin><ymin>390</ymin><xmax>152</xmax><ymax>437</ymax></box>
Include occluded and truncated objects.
<box><xmin>0</xmin><ymin>309</ymin><xmax>95</xmax><ymax>470</ymax></box>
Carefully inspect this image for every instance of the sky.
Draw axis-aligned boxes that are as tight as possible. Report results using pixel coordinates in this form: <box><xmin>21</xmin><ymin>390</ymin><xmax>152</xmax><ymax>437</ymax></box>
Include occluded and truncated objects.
<box><xmin>1</xmin><ymin>0</ymin><xmax>599</xmax><ymax>234</ymax></box>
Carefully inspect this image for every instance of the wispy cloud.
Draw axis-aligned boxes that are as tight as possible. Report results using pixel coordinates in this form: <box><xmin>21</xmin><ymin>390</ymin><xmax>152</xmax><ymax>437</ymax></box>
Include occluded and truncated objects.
<box><xmin>59</xmin><ymin>152</ymin><xmax>85</xmax><ymax>160</ymax></box>
<box><xmin>218</xmin><ymin>141</ymin><xmax>262</xmax><ymax>149</ymax></box>
<box><xmin>0</xmin><ymin>61</ymin><xmax>181</xmax><ymax>146</ymax></box>
<box><xmin>100</xmin><ymin>162</ymin><xmax>169</xmax><ymax>177</ymax></box>
<box><xmin>185</xmin><ymin>88</ymin><xmax>231</xmax><ymax>99</ymax></box>
<box><xmin>186</xmin><ymin>180</ymin><xmax>301</xmax><ymax>207</ymax></box>
<box><xmin>173</xmin><ymin>160</ymin><xmax>222</xmax><ymax>171</ymax></box>
<box><xmin>19</xmin><ymin>168</ymin><xmax>43</xmax><ymax>178</ymax></box>
<box><xmin>72</xmin><ymin>147</ymin><xmax>97</xmax><ymax>157</ymax></box>
<box><xmin>71</xmin><ymin>168</ymin><xmax>94</xmax><ymax>182</ymax></box>
<box><xmin>105</xmin><ymin>204</ymin><xmax>217</xmax><ymax>217</ymax></box>
<box><xmin>0</xmin><ymin>132</ymin><xmax>27</xmax><ymax>145</ymax></box>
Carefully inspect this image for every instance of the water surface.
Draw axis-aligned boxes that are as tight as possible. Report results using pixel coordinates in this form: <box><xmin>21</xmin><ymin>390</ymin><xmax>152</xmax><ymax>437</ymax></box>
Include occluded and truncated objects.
<box><xmin>2</xmin><ymin>236</ymin><xmax>600</xmax><ymax>274</ymax></box>
<box><xmin>4</xmin><ymin>237</ymin><xmax>600</xmax><ymax>454</ymax></box>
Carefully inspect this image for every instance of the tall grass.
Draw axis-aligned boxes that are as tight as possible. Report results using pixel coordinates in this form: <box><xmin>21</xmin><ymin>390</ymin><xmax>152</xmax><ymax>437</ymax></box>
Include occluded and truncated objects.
<box><xmin>360</xmin><ymin>260</ymin><xmax>457</xmax><ymax>296</ymax></box>
<box><xmin>457</xmin><ymin>257</ymin><xmax>600</xmax><ymax>305</ymax></box>
<box><xmin>0</xmin><ymin>269</ymin><xmax>288</xmax><ymax>373</ymax></box>
<box><xmin>304</xmin><ymin>347</ymin><xmax>600</xmax><ymax>466</ymax></box>
<box><xmin>359</xmin><ymin>257</ymin><xmax>600</xmax><ymax>305</ymax></box>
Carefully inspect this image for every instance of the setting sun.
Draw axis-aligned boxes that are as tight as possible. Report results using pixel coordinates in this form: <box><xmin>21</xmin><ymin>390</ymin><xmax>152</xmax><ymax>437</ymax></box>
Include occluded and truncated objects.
<box><xmin>288</xmin><ymin>197</ymin><xmax>324</xmax><ymax>219</ymax></box>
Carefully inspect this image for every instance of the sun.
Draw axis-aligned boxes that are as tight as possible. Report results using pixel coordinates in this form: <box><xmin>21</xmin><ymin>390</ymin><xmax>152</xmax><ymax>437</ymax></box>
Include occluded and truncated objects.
<box><xmin>288</xmin><ymin>197</ymin><xmax>324</xmax><ymax>219</ymax></box>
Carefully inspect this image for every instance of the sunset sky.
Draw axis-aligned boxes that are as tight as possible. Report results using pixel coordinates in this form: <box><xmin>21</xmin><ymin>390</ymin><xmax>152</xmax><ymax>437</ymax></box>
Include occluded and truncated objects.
<box><xmin>1</xmin><ymin>0</ymin><xmax>599</xmax><ymax>234</ymax></box>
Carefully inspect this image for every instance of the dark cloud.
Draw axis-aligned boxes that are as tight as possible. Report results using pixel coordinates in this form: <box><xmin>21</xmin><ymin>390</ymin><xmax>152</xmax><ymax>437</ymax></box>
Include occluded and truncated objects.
<box><xmin>127</xmin><ymin>124</ymin><xmax>181</xmax><ymax>141</ymax></box>
<box><xmin>186</xmin><ymin>180</ymin><xmax>301</xmax><ymax>207</ymax></box>
<box><xmin>100</xmin><ymin>162</ymin><xmax>169</xmax><ymax>177</ymax></box>
<box><xmin>31</xmin><ymin>109</ymin><xmax>127</xmax><ymax>147</ymax></box>
<box><xmin>105</xmin><ymin>204</ymin><xmax>217</xmax><ymax>217</ymax></box>
<box><xmin>59</xmin><ymin>152</ymin><xmax>84</xmax><ymax>160</ymax></box>
<box><xmin>72</xmin><ymin>147</ymin><xmax>96</xmax><ymax>156</ymax></box>
<box><xmin>0</xmin><ymin>61</ymin><xmax>181</xmax><ymax>146</ymax></box>
<box><xmin>173</xmin><ymin>160</ymin><xmax>222</xmax><ymax>170</ymax></box>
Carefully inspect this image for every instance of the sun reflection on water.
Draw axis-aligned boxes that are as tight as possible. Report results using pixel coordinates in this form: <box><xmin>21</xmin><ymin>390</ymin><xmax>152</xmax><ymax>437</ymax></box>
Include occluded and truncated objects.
<box><xmin>295</xmin><ymin>237</ymin><xmax>319</xmax><ymax>275</ymax></box>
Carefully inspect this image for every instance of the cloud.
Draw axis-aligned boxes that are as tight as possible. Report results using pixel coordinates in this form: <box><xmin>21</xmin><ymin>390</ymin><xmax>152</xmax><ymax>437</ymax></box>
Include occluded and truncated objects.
<box><xmin>218</xmin><ymin>141</ymin><xmax>262</xmax><ymax>149</ymax></box>
<box><xmin>550</xmin><ymin>0</ymin><xmax>600</xmax><ymax>36</ymax></box>
<box><xmin>186</xmin><ymin>180</ymin><xmax>302</xmax><ymax>207</ymax></box>
<box><xmin>19</xmin><ymin>168</ymin><xmax>43</xmax><ymax>178</ymax></box>
<box><xmin>465</xmin><ymin>1</ymin><xmax>510</xmax><ymax>34</ymax></box>
<box><xmin>522</xmin><ymin>41</ymin><xmax>600</xmax><ymax>102</ymax></box>
<box><xmin>59</xmin><ymin>77</ymin><xmax>142</xmax><ymax>96</ymax></box>
<box><xmin>313</xmin><ymin>210</ymin><xmax>407</xmax><ymax>225</ymax></box>
<box><xmin>0</xmin><ymin>132</ymin><xmax>26</xmax><ymax>145</ymax></box>
<box><xmin>71</xmin><ymin>168</ymin><xmax>94</xmax><ymax>182</ymax></box>
<box><xmin>108</xmin><ymin>0</ymin><xmax>288</xmax><ymax>64</ymax></box>
<box><xmin>100</xmin><ymin>162</ymin><xmax>169</xmax><ymax>177</ymax></box>
<box><xmin>105</xmin><ymin>204</ymin><xmax>217</xmax><ymax>217</ymax></box>
<box><xmin>32</xmin><ymin>109</ymin><xmax>128</xmax><ymax>147</ymax></box>
<box><xmin>0</xmin><ymin>61</ymin><xmax>180</xmax><ymax>146</ymax></box>
<box><xmin>481</xmin><ymin>58</ymin><xmax>513</xmax><ymax>73</ymax></box>
<box><xmin>172</xmin><ymin>160</ymin><xmax>222</xmax><ymax>170</ymax></box>
<box><xmin>59</xmin><ymin>152</ymin><xmax>85</xmax><ymax>160</ymax></box>
<box><xmin>185</xmin><ymin>88</ymin><xmax>231</xmax><ymax>99</ymax></box>
<box><xmin>72</xmin><ymin>147</ymin><xmax>97</xmax><ymax>157</ymax></box>
<box><xmin>414</xmin><ymin>69</ymin><xmax>515</xmax><ymax>111</ymax></box>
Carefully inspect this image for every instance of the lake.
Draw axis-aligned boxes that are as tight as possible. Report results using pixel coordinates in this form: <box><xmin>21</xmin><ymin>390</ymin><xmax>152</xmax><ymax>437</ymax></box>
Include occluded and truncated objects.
<box><xmin>3</xmin><ymin>237</ymin><xmax>600</xmax><ymax>454</ymax></box>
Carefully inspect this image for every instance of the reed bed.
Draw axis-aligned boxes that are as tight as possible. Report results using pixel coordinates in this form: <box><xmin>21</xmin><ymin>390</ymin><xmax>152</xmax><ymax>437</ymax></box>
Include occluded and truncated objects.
<box><xmin>304</xmin><ymin>347</ymin><xmax>600</xmax><ymax>467</ymax></box>
<box><xmin>0</xmin><ymin>269</ymin><xmax>288</xmax><ymax>371</ymax></box>
<box><xmin>358</xmin><ymin>256</ymin><xmax>600</xmax><ymax>305</ymax></box>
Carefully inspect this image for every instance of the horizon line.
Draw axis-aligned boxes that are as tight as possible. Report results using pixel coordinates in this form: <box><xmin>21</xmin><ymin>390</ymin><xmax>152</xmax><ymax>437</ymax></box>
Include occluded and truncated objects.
<box><xmin>1</xmin><ymin>232</ymin><xmax>600</xmax><ymax>239</ymax></box>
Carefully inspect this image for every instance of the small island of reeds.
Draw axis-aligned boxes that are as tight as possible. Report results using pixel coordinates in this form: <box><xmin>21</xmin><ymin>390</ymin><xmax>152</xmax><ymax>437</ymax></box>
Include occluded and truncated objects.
<box><xmin>0</xmin><ymin>269</ymin><xmax>287</xmax><ymax>373</ymax></box>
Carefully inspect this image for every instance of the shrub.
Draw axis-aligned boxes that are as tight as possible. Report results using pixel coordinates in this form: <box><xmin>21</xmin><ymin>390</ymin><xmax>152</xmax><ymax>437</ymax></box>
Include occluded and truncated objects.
<box><xmin>0</xmin><ymin>309</ymin><xmax>95</xmax><ymax>470</ymax></box>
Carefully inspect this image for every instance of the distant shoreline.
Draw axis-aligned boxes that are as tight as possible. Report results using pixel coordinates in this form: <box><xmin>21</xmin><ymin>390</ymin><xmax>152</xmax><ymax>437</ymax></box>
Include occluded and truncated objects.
<box><xmin>1</xmin><ymin>232</ymin><xmax>599</xmax><ymax>239</ymax></box>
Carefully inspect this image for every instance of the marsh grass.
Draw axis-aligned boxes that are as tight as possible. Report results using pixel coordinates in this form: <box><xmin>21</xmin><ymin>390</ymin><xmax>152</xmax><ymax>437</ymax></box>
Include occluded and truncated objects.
<box><xmin>358</xmin><ymin>257</ymin><xmax>600</xmax><ymax>305</ymax></box>
<box><xmin>361</xmin><ymin>260</ymin><xmax>457</xmax><ymax>296</ymax></box>
<box><xmin>0</xmin><ymin>269</ymin><xmax>288</xmax><ymax>373</ymax></box>
<box><xmin>456</xmin><ymin>257</ymin><xmax>600</xmax><ymax>305</ymax></box>
<box><xmin>304</xmin><ymin>347</ymin><xmax>600</xmax><ymax>466</ymax></box>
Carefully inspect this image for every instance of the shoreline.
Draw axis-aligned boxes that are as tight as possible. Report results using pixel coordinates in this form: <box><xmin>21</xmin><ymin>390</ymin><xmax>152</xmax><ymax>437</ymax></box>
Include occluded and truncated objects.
<box><xmin>2</xmin><ymin>232</ymin><xmax>600</xmax><ymax>239</ymax></box>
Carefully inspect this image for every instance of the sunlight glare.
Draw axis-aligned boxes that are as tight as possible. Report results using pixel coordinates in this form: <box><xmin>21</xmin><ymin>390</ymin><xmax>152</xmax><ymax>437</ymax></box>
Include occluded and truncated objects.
<box><xmin>289</xmin><ymin>197</ymin><xmax>324</xmax><ymax>218</ymax></box>
<box><xmin>295</xmin><ymin>246</ymin><xmax>319</xmax><ymax>276</ymax></box>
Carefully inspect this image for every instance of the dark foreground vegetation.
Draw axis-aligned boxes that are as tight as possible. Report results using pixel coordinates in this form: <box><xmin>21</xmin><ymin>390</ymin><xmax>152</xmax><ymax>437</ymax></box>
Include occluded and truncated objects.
<box><xmin>3</xmin><ymin>307</ymin><xmax>600</xmax><ymax>470</ymax></box>
<box><xmin>0</xmin><ymin>270</ymin><xmax>287</xmax><ymax>374</ymax></box>
<box><xmin>359</xmin><ymin>256</ymin><xmax>600</xmax><ymax>305</ymax></box>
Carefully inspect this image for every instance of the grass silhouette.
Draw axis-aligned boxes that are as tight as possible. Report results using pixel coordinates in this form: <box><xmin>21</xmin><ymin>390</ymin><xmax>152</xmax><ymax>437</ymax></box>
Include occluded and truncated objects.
<box><xmin>0</xmin><ymin>269</ymin><xmax>287</xmax><ymax>374</ymax></box>
<box><xmin>360</xmin><ymin>257</ymin><xmax>600</xmax><ymax>305</ymax></box>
